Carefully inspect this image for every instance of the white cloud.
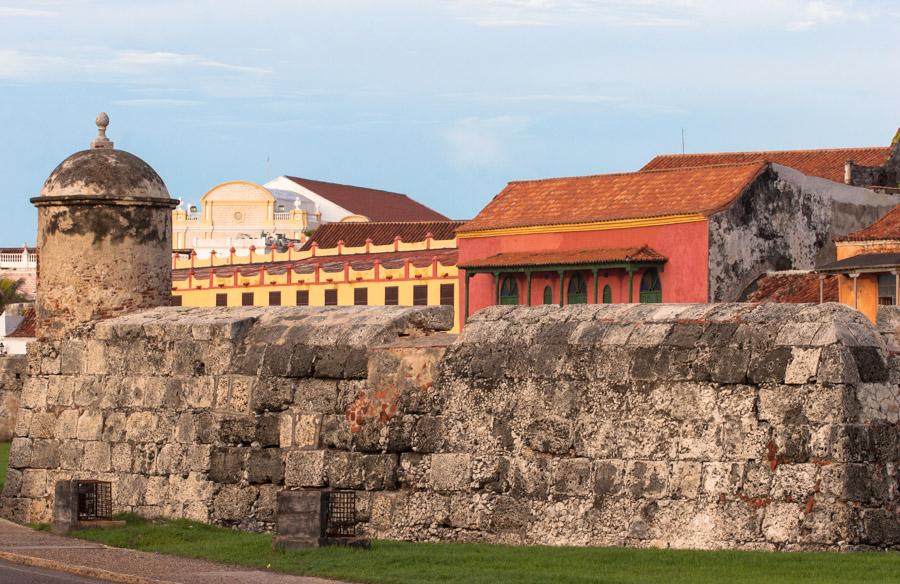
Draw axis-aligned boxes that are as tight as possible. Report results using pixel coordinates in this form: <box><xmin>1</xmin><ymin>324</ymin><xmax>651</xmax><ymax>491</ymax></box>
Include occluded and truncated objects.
<box><xmin>447</xmin><ymin>0</ymin><xmax>874</xmax><ymax>30</ymax></box>
<box><xmin>109</xmin><ymin>51</ymin><xmax>269</xmax><ymax>75</ymax></box>
<box><xmin>0</xmin><ymin>49</ymin><xmax>59</xmax><ymax>80</ymax></box>
<box><xmin>787</xmin><ymin>0</ymin><xmax>857</xmax><ymax>30</ymax></box>
<box><xmin>0</xmin><ymin>46</ymin><xmax>270</xmax><ymax>82</ymax></box>
<box><xmin>0</xmin><ymin>6</ymin><xmax>57</xmax><ymax>18</ymax></box>
<box><xmin>441</xmin><ymin>116</ymin><xmax>530</xmax><ymax>168</ymax></box>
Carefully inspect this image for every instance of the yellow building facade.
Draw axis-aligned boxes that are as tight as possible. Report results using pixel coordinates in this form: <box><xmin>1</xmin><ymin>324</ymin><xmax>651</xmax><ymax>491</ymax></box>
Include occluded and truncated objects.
<box><xmin>172</xmin><ymin>232</ymin><xmax>462</xmax><ymax>331</ymax></box>
<box><xmin>818</xmin><ymin>205</ymin><xmax>900</xmax><ymax>323</ymax></box>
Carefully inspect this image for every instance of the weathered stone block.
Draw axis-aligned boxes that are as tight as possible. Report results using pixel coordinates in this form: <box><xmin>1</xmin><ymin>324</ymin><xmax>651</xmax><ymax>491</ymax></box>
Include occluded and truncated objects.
<box><xmin>284</xmin><ymin>450</ymin><xmax>326</xmax><ymax>488</ymax></box>
<box><xmin>256</xmin><ymin>414</ymin><xmax>281</xmax><ymax>447</ymax></box>
<box><xmin>209</xmin><ymin>447</ymin><xmax>245</xmax><ymax>484</ymax></box>
<box><xmin>430</xmin><ymin>453</ymin><xmax>471</xmax><ymax>492</ymax></box>
<box><xmin>29</xmin><ymin>439</ymin><xmax>60</xmax><ymax>469</ymax></box>
<box><xmin>748</xmin><ymin>347</ymin><xmax>792</xmax><ymax>384</ymax></box>
<box><xmin>250</xmin><ymin>378</ymin><xmax>294</xmax><ymax>413</ymax></box>
<box><xmin>294</xmin><ymin>414</ymin><xmax>322</xmax><ymax>449</ymax></box>
<box><xmin>318</xmin><ymin>415</ymin><xmax>349</xmax><ymax>450</ymax></box>
<box><xmin>552</xmin><ymin>458</ymin><xmax>592</xmax><ymax>497</ymax></box>
<box><xmin>82</xmin><ymin>441</ymin><xmax>111</xmax><ymax>472</ymax></box>
<box><xmin>523</xmin><ymin>417</ymin><xmax>572</xmax><ymax>454</ymax></box>
<box><xmin>293</xmin><ymin>379</ymin><xmax>339</xmax><ymax>414</ymax></box>
<box><xmin>212</xmin><ymin>484</ymin><xmax>258</xmax><ymax>522</ymax></box>
<box><xmin>247</xmin><ymin>449</ymin><xmax>284</xmax><ymax>484</ymax></box>
<box><xmin>219</xmin><ymin>417</ymin><xmax>256</xmax><ymax>445</ymax></box>
<box><xmin>75</xmin><ymin>410</ymin><xmax>104</xmax><ymax>441</ymax></box>
<box><xmin>125</xmin><ymin>411</ymin><xmax>160</xmax><ymax>443</ymax></box>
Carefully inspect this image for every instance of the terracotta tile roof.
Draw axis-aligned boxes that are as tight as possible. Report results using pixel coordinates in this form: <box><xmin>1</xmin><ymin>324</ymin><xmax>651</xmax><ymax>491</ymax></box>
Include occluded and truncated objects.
<box><xmin>300</xmin><ymin>221</ymin><xmax>465</xmax><ymax>251</ymax></box>
<box><xmin>7</xmin><ymin>308</ymin><xmax>35</xmax><ymax>338</ymax></box>
<box><xmin>285</xmin><ymin>176</ymin><xmax>449</xmax><ymax>222</ymax></box>
<box><xmin>459</xmin><ymin>245</ymin><xmax>666</xmax><ymax>269</ymax></box>
<box><xmin>174</xmin><ymin>248</ymin><xmax>458</xmax><ymax>281</ymax></box>
<box><xmin>836</xmin><ymin>205</ymin><xmax>900</xmax><ymax>242</ymax></box>
<box><xmin>746</xmin><ymin>271</ymin><xmax>838</xmax><ymax>304</ymax></box>
<box><xmin>459</xmin><ymin>162</ymin><xmax>767</xmax><ymax>233</ymax></box>
<box><xmin>641</xmin><ymin>147</ymin><xmax>891</xmax><ymax>184</ymax></box>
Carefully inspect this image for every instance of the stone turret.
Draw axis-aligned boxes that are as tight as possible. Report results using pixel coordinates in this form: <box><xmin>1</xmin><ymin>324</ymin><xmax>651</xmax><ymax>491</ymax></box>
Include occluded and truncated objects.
<box><xmin>31</xmin><ymin>113</ymin><xmax>178</xmax><ymax>339</ymax></box>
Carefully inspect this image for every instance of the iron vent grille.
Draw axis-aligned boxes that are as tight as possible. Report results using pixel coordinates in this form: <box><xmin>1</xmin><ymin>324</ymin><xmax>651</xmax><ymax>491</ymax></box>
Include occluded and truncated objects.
<box><xmin>325</xmin><ymin>491</ymin><xmax>357</xmax><ymax>537</ymax></box>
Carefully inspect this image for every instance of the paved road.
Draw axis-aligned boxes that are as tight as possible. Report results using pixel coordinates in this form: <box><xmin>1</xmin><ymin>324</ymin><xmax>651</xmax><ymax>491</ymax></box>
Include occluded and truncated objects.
<box><xmin>0</xmin><ymin>519</ymin><xmax>348</xmax><ymax>584</ymax></box>
<box><xmin>0</xmin><ymin>558</ymin><xmax>112</xmax><ymax>583</ymax></box>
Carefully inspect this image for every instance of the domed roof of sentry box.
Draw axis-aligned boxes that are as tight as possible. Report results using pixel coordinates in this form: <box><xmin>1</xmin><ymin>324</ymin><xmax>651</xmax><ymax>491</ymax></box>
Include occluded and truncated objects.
<box><xmin>39</xmin><ymin>112</ymin><xmax>170</xmax><ymax>199</ymax></box>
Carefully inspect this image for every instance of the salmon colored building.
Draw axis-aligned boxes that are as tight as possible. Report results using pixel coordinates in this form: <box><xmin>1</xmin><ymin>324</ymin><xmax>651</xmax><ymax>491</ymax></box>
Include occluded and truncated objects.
<box><xmin>457</xmin><ymin>147</ymin><xmax>900</xmax><ymax>328</ymax></box>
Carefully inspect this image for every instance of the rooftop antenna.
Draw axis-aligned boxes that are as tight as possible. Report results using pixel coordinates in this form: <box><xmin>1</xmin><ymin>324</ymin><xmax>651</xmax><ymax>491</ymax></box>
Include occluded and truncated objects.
<box><xmin>681</xmin><ymin>128</ymin><xmax>685</xmax><ymax>154</ymax></box>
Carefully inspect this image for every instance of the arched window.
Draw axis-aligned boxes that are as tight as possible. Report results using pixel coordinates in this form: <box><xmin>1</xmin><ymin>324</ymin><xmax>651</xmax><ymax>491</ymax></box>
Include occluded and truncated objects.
<box><xmin>567</xmin><ymin>273</ymin><xmax>588</xmax><ymax>305</ymax></box>
<box><xmin>639</xmin><ymin>269</ymin><xmax>662</xmax><ymax>303</ymax></box>
<box><xmin>602</xmin><ymin>284</ymin><xmax>612</xmax><ymax>304</ymax></box>
<box><xmin>543</xmin><ymin>285</ymin><xmax>553</xmax><ymax>305</ymax></box>
<box><xmin>499</xmin><ymin>276</ymin><xmax>519</xmax><ymax>305</ymax></box>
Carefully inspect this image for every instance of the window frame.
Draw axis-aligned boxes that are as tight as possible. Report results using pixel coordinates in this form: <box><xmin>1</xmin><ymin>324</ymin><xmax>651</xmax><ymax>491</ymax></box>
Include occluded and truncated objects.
<box><xmin>413</xmin><ymin>284</ymin><xmax>428</xmax><ymax>306</ymax></box>
<box><xmin>384</xmin><ymin>286</ymin><xmax>399</xmax><ymax>306</ymax></box>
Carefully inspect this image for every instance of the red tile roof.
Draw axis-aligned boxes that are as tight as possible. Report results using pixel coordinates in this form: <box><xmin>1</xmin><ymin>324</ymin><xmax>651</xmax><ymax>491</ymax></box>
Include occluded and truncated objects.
<box><xmin>7</xmin><ymin>308</ymin><xmax>35</xmax><ymax>338</ymax></box>
<box><xmin>836</xmin><ymin>205</ymin><xmax>900</xmax><ymax>242</ymax></box>
<box><xmin>459</xmin><ymin>245</ymin><xmax>666</xmax><ymax>269</ymax></box>
<box><xmin>173</xmin><ymin>248</ymin><xmax>459</xmax><ymax>282</ymax></box>
<box><xmin>641</xmin><ymin>147</ymin><xmax>891</xmax><ymax>184</ymax></box>
<box><xmin>285</xmin><ymin>176</ymin><xmax>449</xmax><ymax>222</ymax></box>
<box><xmin>745</xmin><ymin>272</ymin><xmax>838</xmax><ymax>303</ymax></box>
<box><xmin>459</xmin><ymin>162</ymin><xmax>767</xmax><ymax>233</ymax></box>
<box><xmin>300</xmin><ymin>221</ymin><xmax>465</xmax><ymax>251</ymax></box>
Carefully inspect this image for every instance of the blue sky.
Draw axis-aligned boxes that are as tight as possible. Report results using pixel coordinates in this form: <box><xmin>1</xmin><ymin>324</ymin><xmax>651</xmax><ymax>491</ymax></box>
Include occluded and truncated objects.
<box><xmin>1</xmin><ymin>0</ymin><xmax>898</xmax><ymax>245</ymax></box>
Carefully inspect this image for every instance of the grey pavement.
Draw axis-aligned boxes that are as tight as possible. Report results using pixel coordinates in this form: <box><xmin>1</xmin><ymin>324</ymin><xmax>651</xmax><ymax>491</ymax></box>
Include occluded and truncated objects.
<box><xmin>0</xmin><ymin>519</ymin><xmax>350</xmax><ymax>584</ymax></box>
<box><xmin>0</xmin><ymin>558</ymin><xmax>112</xmax><ymax>584</ymax></box>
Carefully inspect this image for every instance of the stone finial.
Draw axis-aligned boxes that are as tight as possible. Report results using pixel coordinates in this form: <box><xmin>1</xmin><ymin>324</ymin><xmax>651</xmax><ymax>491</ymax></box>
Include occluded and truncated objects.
<box><xmin>294</xmin><ymin>196</ymin><xmax>302</xmax><ymax>210</ymax></box>
<box><xmin>91</xmin><ymin>112</ymin><xmax>114</xmax><ymax>150</ymax></box>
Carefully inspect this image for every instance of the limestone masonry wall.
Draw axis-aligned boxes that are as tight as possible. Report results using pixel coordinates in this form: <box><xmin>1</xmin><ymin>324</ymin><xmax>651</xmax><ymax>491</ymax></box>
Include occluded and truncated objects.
<box><xmin>0</xmin><ymin>356</ymin><xmax>25</xmax><ymax>441</ymax></box>
<box><xmin>2</xmin><ymin>303</ymin><xmax>898</xmax><ymax>551</ymax></box>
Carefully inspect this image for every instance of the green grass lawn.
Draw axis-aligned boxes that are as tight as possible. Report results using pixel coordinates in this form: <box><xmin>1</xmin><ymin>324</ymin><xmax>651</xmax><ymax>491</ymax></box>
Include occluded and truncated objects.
<box><xmin>0</xmin><ymin>441</ymin><xmax>9</xmax><ymax>494</ymax></box>
<box><xmin>68</xmin><ymin>514</ymin><xmax>900</xmax><ymax>584</ymax></box>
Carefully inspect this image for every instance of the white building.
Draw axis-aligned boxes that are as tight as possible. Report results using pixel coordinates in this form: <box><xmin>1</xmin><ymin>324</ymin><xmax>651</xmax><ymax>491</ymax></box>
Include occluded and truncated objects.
<box><xmin>173</xmin><ymin>176</ymin><xmax>448</xmax><ymax>258</ymax></box>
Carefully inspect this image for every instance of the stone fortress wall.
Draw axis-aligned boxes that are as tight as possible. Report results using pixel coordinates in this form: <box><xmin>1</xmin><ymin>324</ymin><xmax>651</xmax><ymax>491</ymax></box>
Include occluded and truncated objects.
<box><xmin>2</xmin><ymin>302</ymin><xmax>899</xmax><ymax>551</ymax></box>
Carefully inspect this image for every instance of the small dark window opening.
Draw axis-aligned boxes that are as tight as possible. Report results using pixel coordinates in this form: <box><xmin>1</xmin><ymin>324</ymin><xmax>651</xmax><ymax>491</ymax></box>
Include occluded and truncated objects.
<box><xmin>499</xmin><ymin>276</ymin><xmax>519</xmax><ymax>305</ymax></box>
<box><xmin>440</xmin><ymin>283</ymin><xmax>454</xmax><ymax>306</ymax></box>
<box><xmin>567</xmin><ymin>274</ymin><xmax>587</xmax><ymax>305</ymax></box>
<box><xmin>325</xmin><ymin>289</ymin><xmax>338</xmax><ymax>306</ymax></box>
<box><xmin>413</xmin><ymin>285</ymin><xmax>428</xmax><ymax>306</ymax></box>
<box><xmin>269</xmin><ymin>291</ymin><xmax>282</xmax><ymax>306</ymax></box>
<box><xmin>215</xmin><ymin>293</ymin><xmax>227</xmax><ymax>307</ymax></box>
<box><xmin>354</xmin><ymin>288</ymin><xmax>368</xmax><ymax>306</ymax></box>
<box><xmin>241</xmin><ymin>292</ymin><xmax>254</xmax><ymax>306</ymax></box>
<box><xmin>543</xmin><ymin>285</ymin><xmax>553</xmax><ymax>304</ymax></box>
<box><xmin>639</xmin><ymin>269</ymin><xmax>662</xmax><ymax>304</ymax></box>
<box><xmin>171</xmin><ymin>295</ymin><xmax>183</xmax><ymax>307</ymax></box>
<box><xmin>385</xmin><ymin>286</ymin><xmax>399</xmax><ymax>305</ymax></box>
<box><xmin>296</xmin><ymin>290</ymin><xmax>309</xmax><ymax>306</ymax></box>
